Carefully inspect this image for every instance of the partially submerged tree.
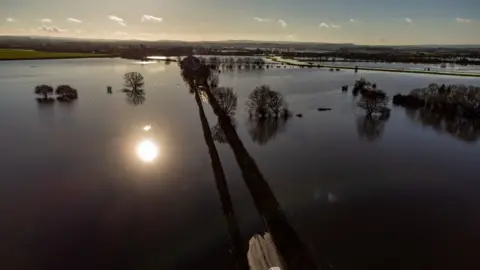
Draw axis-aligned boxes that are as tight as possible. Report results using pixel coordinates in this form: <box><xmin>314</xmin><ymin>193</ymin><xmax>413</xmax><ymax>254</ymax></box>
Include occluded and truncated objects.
<box><xmin>56</xmin><ymin>85</ymin><xmax>78</xmax><ymax>102</ymax></box>
<box><xmin>210</xmin><ymin>87</ymin><xmax>238</xmax><ymax>143</ymax></box>
<box><xmin>395</xmin><ymin>83</ymin><xmax>480</xmax><ymax>118</ymax></box>
<box><xmin>246</xmin><ymin>85</ymin><xmax>290</xmax><ymax>118</ymax></box>
<box><xmin>34</xmin><ymin>85</ymin><xmax>54</xmax><ymax>101</ymax></box>
<box><xmin>212</xmin><ymin>87</ymin><xmax>238</xmax><ymax>116</ymax></box>
<box><xmin>122</xmin><ymin>72</ymin><xmax>146</xmax><ymax>105</ymax></box>
<box><xmin>123</xmin><ymin>72</ymin><xmax>145</xmax><ymax>92</ymax></box>
<box><xmin>357</xmin><ymin>93</ymin><xmax>389</xmax><ymax>117</ymax></box>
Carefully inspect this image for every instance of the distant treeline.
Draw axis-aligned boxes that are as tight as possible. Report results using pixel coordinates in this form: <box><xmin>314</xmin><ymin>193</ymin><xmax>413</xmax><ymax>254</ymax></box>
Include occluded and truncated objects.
<box><xmin>1</xmin><ymin>37</ymin><xmax>478</xmax><ymax>64</ymax></box>
<box><xmin>282</xmin><ymin>52</ymin><xmax>480</xmax><ymax>65</ymax></box>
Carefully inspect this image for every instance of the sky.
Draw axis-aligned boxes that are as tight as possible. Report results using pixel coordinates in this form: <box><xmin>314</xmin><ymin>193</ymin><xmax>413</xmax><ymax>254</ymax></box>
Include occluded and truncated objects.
<box><xmin>0</xmin><ymin>0</ymin><xmax>479</xmax><ymax>45</ymax></box>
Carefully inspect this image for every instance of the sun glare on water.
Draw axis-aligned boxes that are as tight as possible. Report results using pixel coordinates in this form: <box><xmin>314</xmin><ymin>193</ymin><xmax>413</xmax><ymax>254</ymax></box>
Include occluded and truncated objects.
<box><xmin>136</xmin><ymin>140</ymin><xmax>159</xmax><ymax>163</ymax></box>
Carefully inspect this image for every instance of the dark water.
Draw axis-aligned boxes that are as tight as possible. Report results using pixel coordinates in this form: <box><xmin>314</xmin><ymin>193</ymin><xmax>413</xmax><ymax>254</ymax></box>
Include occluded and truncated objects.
<box><xmin>1</xmin><ymin>59</ymin><xmax>479</xmax><ymax>270</ymax></box>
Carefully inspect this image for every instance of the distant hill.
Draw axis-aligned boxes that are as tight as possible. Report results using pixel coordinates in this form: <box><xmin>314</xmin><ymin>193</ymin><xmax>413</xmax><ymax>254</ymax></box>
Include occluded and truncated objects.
<box><xmin>0</xmin><ymin>35</ymin><xmax>478</xmax><ymax>51</ymax></box>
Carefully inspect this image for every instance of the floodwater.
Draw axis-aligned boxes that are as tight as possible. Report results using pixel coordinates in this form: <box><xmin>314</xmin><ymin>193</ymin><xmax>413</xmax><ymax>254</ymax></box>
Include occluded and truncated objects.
<box><xmin>295</xmin><ymin>58</ymin><xmax>480</xmax><ymax>75</ymax></box>
<box><xmin>1</xmin><ymin>58</ymin><xmax>479</xmax><ymax>270</ymax></box>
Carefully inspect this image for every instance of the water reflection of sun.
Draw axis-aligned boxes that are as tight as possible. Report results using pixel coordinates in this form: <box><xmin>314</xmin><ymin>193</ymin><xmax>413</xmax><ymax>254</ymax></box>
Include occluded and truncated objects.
<box><xmin>136</xmin><ymin>139</ymin><xmax>159</xmax><ymax>163</ymax></box>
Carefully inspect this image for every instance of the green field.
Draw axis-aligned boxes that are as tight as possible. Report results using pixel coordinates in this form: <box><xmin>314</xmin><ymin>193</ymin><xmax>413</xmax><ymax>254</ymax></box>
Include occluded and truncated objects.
<box><xmin>0</xmin><ymin>49</ymin><xmax>111</xmax><ymax>60</ymax></box>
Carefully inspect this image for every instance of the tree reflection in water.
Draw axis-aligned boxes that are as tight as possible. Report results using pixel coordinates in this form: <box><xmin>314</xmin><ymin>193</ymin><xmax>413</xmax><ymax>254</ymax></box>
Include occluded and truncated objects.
<box><xmin>125</xmin><ymin>89</ymin><xmax>146</xmax><ymax>106</ymax></box>
<box><xmin>248</xmin><ymin>116</ymin><xmax>290</xmax><ymax>145</ymax></box>
<box><xmin>406</xmin><ymin>108</ymin><xmax>480</xmax><ymax>142</ymax></box>
<box><xmin>356</xmin><ymin>115</ymin><xmax>388</xmax><ymax>142</ymax></box>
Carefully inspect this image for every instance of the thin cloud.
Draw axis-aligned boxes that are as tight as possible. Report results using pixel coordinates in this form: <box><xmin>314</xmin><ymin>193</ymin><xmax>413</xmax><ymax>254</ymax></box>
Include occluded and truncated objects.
<box><xmin>108</xmin><ymin>15</ymin><xmax>124</xmax><ymax>22</ymax></box>
<box><xmin>456</xmin><ymin>17</ymin><xmax>472</xmax><ymax>23</ymax></box>
<box><xmin>113</xmin><ymin>31</ymin><xmax>128</xmax><ymax>36</ymax></box>
<box><xmin>331</xmin><ymin>24</ymin><xmax>341</xmax><ymax>28</ymax></box>
<box><xmin>278</xmin><ymin>19</ymin><xmax>287</xmax><ymax>28</ymax></box>
<box><xmin>37</xmin><ymin>25</ymin><xmax>66</xmax><ymax>33</ymax></box>
<box><xmin>40</xmin><ymin>18</ymin><xmax>52</xmax><ymax>23</ymax></box>
<box><xmin>6</xmin><ymin>18</ymin><xmax>15</xmax><ymax>22</ymax></box>
<box><xmin>319</xmin><ymin>22</ymin><xmax>330</xmax><ymax>28</ymax></box>
<box><xmin>118</xmin><ymin>21</ymin><xmax>127</xmax><ymax>27</ymax></box>
<box><xmin>286</xmin><ymin>34</ymin><xmax>296</xmax><ymax>39</ymax></box>
<box><xmin>349</xmin><ymin>19</ymin><xmax>361</xmax><ymax>23</ymax></box>
<box><xmin>404</xmin><ymin>18</ymin><xmax>413</xmax><ymax>24</ymax></box>
<box><xmin>67</xmin><ymin>18</ymin><xmax>82</xmax><ymax>23</ymax></box>
<box><xmin>141</xmin><ymin>15</ymin><xmax>163</xmax><ymax>22</ymax></box>
<box><xmin>254</xmin><ymin>17</ymin><xmax>271</xmax><ymax>22</ymax></box>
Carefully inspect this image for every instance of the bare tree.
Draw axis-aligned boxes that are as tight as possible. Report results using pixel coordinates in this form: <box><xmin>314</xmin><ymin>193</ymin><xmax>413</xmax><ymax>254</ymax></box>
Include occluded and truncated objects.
<box><xmin>267</xmin><ymin>90</ymin><xmax>287</xmax><ymax>117</ymax></box>
<box><xmin>357</xmin><ymin>95</ymin><xmax>389</xmax><ymax>117</ymax></box>
<box><xmin>123</xmin><ymin>72</ymin><xmax>144</xmax><ymax>92</ymax></box>
<box><xmin>246</xmin><ymin>85</ymin><xmax>270</xmax><ymax>117</ymax></box>
<box><xmin>212</xmin><ymin>87</ymin><xmax>238</xmax><ymax>116</ymax></box>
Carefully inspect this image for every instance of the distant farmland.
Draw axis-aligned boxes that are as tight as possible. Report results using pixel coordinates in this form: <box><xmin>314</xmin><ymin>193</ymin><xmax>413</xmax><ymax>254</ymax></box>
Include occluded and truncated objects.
<box><xmin>0</xmin><ymin>49</ymin><xmax>112</xmax><ymax>60</ymax></box>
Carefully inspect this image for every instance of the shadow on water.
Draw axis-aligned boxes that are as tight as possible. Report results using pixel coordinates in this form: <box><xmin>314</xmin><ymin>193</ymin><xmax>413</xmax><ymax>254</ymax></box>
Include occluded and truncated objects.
<box><xmin>405</xmin><ymin>107</ymin><xmax>480</xmax><ymax>142</ymax></box>
<box><xmin>356</xmin><ymin>115</ymin><xmax>388</xmax><ymax>142</ymax></box>
<box><xmin>247</xmin><ymin>117</ymin><xmax>290</xmax><ymax>146</ymax></box>
<box><xmin>182</xmin><ymin>69</ymin><xmax>249</xmax><ymax>270</ymax></box>
<box><xmin>180</xmin><ymin>57</ymin><xmax>321</xmax><ymax>270</ymax></box>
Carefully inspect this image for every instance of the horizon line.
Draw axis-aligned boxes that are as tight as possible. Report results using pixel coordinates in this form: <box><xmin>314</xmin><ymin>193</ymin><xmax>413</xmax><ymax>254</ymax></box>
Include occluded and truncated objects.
<box><xmin>0</xmin><ymin>34</ymin><xmax>479</xmax><ymax>47</ymax></box>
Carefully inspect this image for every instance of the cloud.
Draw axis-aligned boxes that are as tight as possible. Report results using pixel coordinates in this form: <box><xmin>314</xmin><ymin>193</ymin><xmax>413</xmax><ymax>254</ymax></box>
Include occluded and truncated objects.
<box><xmin>404</xmin><ymin>17</ymin><xmax>413</xmax><ymax>24</ymax></box>
<box><xmin>331</xmin><ymin>24</ymin><xmax>341</xmax><ymax>28</ymax></box>
<box><xmin>319</xmin><ymin>22</ymin><xmax>330</xmax><ymax>28</ymax></box>
<box><xmin>37</xmin><ymin>25</ymin><xmax>66</xmax><ymax>33</ymax></box>
<box><xmin>456</xmin><ymin>17</ymin><xmax>472</xmax><ymax>23</ymax></box>
<box><xmin>6</xmin><ymin>18</ymin><xmax>15</xmax><ymax>22</ymax></box>
<box><xmin>67</xmin><ymin>18</ymin><xmax>82</xmax><ymax>23</ymax></box>
<box><xmin>141</xmin><ymin>15</ymin><xmax>163</xmax><ymax>22</ymax></box>
<box><xmin>286</xmin><ymin>34</ymin><xmax>296</xmax><ymax>39</ymax></box>
<box><xmin>254</xmin><ymin>17</ymin><xmax>271</xmax><ymax>22</ymax></box>
<box><xmin>40</xmin><ymin>18</ymin><xmax>52</xmax><ymax>23</ymax></box>
<box><xmin>349</xmin><ymin>19</ymin><xmax>361</xmax><ymax>23</ymax></box>
<box><xmin>108</xmin><ymin>15</ymin><xmax>124</xmax><ymax>22</ymax></box>
<box><xmin>118</xmin><ymin>21</ymin><xmax>127</xmax><ymax>27</ymax></box>
<box><xmin>278</xmin><ymin>19</ymin><xmax>287</xmax><ymax>28</ymax></box>
<box><xmin>75</xmin><ymin>30</ymin><xmax>82</xmax><ymax>34</ymax></box>
<box><xmin>113</xmin><ymin>31</ymin><xmax>128</xmax><ymax>36</ymax></box>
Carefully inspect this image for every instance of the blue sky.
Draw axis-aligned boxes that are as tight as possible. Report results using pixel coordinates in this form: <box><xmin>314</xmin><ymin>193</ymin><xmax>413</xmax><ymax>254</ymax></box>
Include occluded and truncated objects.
<box><xmin>0</xmin><ymin>0</ymin><xmax>478</xmax><ymax>44</ymax></box>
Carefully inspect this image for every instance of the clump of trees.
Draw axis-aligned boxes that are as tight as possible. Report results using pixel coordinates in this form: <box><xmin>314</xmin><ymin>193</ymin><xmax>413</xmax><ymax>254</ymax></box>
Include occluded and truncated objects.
<box><xmin>246</xmin><ymin>85</ymin><xmax>291</xmax><ymax>118</ymax></box>
<box><xmin>393</xmin><ymin>83</ymin><xmax>480</xmax><ymax>119</ymax></box>
<box><xmin>35</xmin><ymin>84</ymin><xmax>78</xmax><ymax>103</ymax></box>
<box><xmin>56</xmin><ymin>85</ymin><xmax>78</xmax><ymax>102</ymax></box>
